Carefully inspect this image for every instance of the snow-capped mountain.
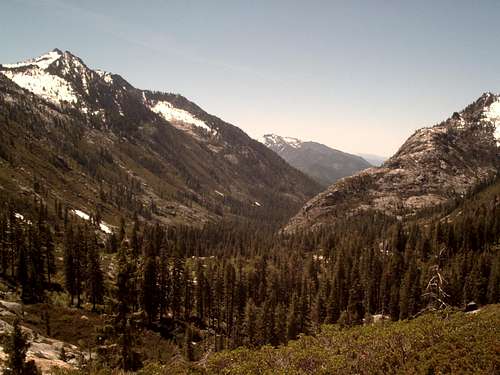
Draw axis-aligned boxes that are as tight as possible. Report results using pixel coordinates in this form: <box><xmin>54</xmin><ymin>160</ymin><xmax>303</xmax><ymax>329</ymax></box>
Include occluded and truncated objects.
<box><xmin>260</xmin><ymin>134</ymin><xmax>371</xmax><ymax>187</ymax></box>
<box><xmin>285</xmin><ymin>93</ymin><xmax>500</xmax><ymax>232</ymax></box>
<box><xmin>1</xmin><ymin>49</ymin><xmax>81</xmax><ymax>104</ymax></box>
<box><xmin>0</xmin><ymin>49</ymin><xmax>219</xmax><ymax>138</ymax></box>
<box><xmin>0</xmin><ymin>49</ymin><xmax>321</xmax><ymax>226</ymax></box>
<box><xmin>259</xmin><ymin>134</ymin><xmax>303</xmax><ymax>152</ymax></box>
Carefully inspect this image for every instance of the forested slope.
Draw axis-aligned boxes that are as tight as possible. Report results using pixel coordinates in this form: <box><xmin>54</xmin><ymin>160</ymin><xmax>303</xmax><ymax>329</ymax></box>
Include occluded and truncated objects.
<box><xmin>0</xmin><ymin>167</ymin><xmax>498</xmax><ymax>374</ymax></box>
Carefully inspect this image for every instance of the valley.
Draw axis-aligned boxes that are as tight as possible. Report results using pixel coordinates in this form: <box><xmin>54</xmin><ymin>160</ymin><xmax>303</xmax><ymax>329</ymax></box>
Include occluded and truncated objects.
<box><xmin>0</xmin><ymin>45</ymin><xmax>499</xmax><ymax>374</ymax></box>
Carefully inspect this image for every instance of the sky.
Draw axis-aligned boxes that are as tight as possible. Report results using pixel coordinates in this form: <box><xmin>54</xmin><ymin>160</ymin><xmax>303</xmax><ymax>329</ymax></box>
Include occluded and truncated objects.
<box><xmin>1</xmin><ymin>0</ymin><xmax>500</xmax><ymax>156</ymax></box>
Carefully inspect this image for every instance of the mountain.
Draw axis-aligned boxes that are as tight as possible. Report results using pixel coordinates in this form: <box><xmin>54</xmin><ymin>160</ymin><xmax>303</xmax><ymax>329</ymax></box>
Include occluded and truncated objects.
<box><xmin>0</xmin><ymin>49</ymin><xmax>321</xmax><ymax>228</ymax></box>
<box><xmin>285</xmin><ymin>93</ymin><xmax>500</xmax><ymax>232</ymax></box>
<box><xmin>357</xmin><ymin>153</ymin><xmax>387</xmax><ymax>166</ymax></box>
<box><xmin>259</xmin><ymin>134</ymin><xmax>371</xmax><ymax>187</ymax></box>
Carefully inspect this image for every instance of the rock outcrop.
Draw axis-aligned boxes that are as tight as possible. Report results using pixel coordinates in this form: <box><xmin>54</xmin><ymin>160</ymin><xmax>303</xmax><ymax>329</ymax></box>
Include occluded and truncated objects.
<box><xmin>285</xmin><ymin>93</ymin><xmax>500</xmax><ymax>232</ymax></box>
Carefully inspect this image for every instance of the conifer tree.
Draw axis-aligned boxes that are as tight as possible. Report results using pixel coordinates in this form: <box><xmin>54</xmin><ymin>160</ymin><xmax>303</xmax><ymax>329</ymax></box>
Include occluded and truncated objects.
<box><xmin>113</xmin><ymin>243</ymin><xmax>141</xmax><ymax>371</ymax></box>
<box><xmin>399</xmin><ymin>258</ymin><xmax>420</xmax><ymax>319</ymax></box>
<box><xmin>86</xmin><ymin>235</ymin><xmax>105</xmax><ymax>311</ymax></box>
<box><xmin>171</xmin><ymin>254</ymin><xmax>184</xmax><ymax>320</ymax></box>
<box><xmin>257</xmin><ymin>297</ymin><xmax>275</xmax><ymax>346</ymax></box>
<box><xmin>141</xmin><ymin>255</ymin><xmax>158</xmax><ymax>325</ymax></box>
<box><xmin>43</xmin><ymin>227</ymin><xmax>56</xmax><ymax>285</ymax></box>
<box><xmin>2</xmin><ymin>319</ymin><xmax>40</xmax><ymax>375</ymax></box>
<box><xmin>243</xmin><ymin>299</ymin><xmax>258</xmax><ymax>347</ymax></box>
<box><xmin>286</xmin><ymin>295</ymin><xmax>300</xmax><ymax>341</ymax></box>
<box><xmin>17</xmin><ymin>243</ymin><xmax>29</xmax><ymax>303</ymax></box>
<box><xmin>195</xmin><ymin>261</ymin><xmax>206</xmax><ymax>322</ymax></box>
<box><xmin>325</xmin><ymin>287</ymin><xmax>340</xmax><ymax>324</ymax></box>
<box><xmin>63</xmin><ymin>225</ymin><xmax>76</xmax><ymax>305</ymax></box>
<box><xmin>487</xmin><ymin>253</ymin><xmax>500</xmax><ymax>303</ymax></box>
<box><xmin>347</xmin><ymin>280</ymin><xmax>365</xmax><ymax>325</ymax></box>
<box><xmin>274</xmin><ymin>303</ymin><xmax>287</xmax><ymax>345</ymax></box>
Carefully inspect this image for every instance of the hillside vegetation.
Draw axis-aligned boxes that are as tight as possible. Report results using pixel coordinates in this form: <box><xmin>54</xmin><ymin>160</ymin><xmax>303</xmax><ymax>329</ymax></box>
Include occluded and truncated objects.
<box><xmin>49</xmin><ymin>305</ymin><xmax>499</xmax><ymax>374</ymax></box>
<box><xmin>203</xmin><ymin>305</ymin><xmax>500</xmax><ymax>375</ymax></box>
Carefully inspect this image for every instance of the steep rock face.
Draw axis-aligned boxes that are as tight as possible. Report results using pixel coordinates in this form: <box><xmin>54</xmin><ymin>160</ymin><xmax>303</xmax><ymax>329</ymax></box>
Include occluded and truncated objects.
<box><xmin>0</xmin><ymin>49</ymin><xmax>321</xmax><ymax>227</ymax></box>
<box><xmin>285</xmin><ymin>93</ymin><xmax>500</xmax><ymax>232</ymax></box>
<box><xmin>260</xmin><ymin>134</ymin><xmax>371</xmax><ymax>187</ymax></box>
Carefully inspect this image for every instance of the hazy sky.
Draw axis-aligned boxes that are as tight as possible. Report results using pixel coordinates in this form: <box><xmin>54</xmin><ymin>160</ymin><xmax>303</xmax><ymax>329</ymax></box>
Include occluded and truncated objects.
<box><xmin>2</xmin><ymin>0</ymin><xmax>500</xmax><ymax>156</ymax></box>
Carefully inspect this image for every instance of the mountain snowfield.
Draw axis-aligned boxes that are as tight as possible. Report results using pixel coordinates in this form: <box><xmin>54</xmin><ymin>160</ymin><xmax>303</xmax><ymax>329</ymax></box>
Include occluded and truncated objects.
<box><xmin>142</xmin><ymin>93</ymin><xmax>213</xmax><ymax>136</ymax></box>
<box><xmin>483</xmin><ymin>93</ymin><xmax>500</xmax><ymax>141</ymax></box>
<box><xmin>0</xmin><ymin>49</ymin><xmax>212</xmax><ymax>137</ymax></box>
<box><xmin>2</xmin><ymin>50</ymin><xmax>62</xmax><ymax>70</ymax></box>
<box><xmin>1</xmin><ymin>50</ymin><xmax>78</xmax><ymax>104</ymax></box>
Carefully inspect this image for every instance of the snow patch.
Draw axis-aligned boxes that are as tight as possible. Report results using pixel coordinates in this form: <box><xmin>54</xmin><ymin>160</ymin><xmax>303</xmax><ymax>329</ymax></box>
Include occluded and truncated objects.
<box><xmin>95</xmin><ymin>69</ymin><xmax>113</xmax><ymax>84</ymax></box>
<box><xmin>149</xmin><ymin>100</ymin><xmax>211</xmax><ymax>132</ymax></box>
<box><xmin>71</xmin><ymin>209</ymin><xmax>112</xmax><ymax>234</ymax></box>
<box><xmin>99</xmin><ymin>223</ymin><xmax>112</xmax><ymax>234</ymax></box>
<box><xmin>483</xmin><ymin>97</ymin><xmax>500</xmax><ymax>141</ymax></box>
<box><xmin>2</xmin><ymin>50</ymin><xmax>61</xmax><ymax>70</ymax></box>
<box><xmin>2</xmin><ymin>68</ymin><xmax>78</xmax><ymax>104</ymax></box>
<box><xmin>73</xmin><ymin>209</ymin><xmax>90</xmax><ymax>221</ymax></box>
<box><xmin>13</xmin><ymin>213</ymin><xmax>31</xmax><ymax>225</ymax></box>
<box><xmin>283</xmin><ymin>136</ymin><xmax>302</xmax><ymax>148</ymax></box>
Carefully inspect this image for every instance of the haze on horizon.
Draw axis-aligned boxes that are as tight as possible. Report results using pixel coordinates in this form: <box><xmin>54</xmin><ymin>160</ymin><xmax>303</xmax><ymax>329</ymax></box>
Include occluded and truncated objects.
<box><xmin>1</xmin><ymin>0</ymin><xmax>500</xmax><ymax>156</ymax></box>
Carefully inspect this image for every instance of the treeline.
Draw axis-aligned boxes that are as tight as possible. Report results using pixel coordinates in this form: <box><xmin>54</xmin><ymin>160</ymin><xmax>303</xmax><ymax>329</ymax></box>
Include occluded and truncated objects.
<box><xmin>111</xmin><ymin>199</ymin><xmax>499</xmax><ymax>354</ymax></box>
<box><xmin>0</xmin><ymin>179</ymin><xmax>499</xmax><ymax>369</ymax></box>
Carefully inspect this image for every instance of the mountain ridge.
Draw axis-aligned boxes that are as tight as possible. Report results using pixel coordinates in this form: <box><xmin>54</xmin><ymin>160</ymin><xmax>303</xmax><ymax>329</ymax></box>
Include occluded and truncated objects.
<box><xmin>0</xmin><ymin>49</ymin><xmax>322</xmax><ymax>228</ymax></box>
<box><xmin>285</xmin><ymin>92</ymin><xmax>500</xmax><ymax>232</ymax></box>
<box><xmin>260</xmin><ymin>133</ymin><xmax>371</xmax><ymax>187</ymax></box>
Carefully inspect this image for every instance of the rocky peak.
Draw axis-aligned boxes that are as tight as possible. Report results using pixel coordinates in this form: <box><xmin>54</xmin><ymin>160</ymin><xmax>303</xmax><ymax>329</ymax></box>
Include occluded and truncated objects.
<box><xmin>1</xmin><ymin>49</ymin><xmax>62</xmax><ymax>70</ymax></box>
<box><xmin>285</xmin><ymin>93</ymin><xmax>500</xmax><ymax>232</ymax></box>
<box><xmin>259</xmin><ymin>134</ymin><xmax>303</xmax><ymax>152</ymax></box>
<box><xmin>0</xmin><ymin>50</ymin><xmax>220</xmax><ymax>136</ymax></box>
<box><xmin>0</xmin><ymin>49</ymin><xmax>95</xmax><ymax>106</ymax></box>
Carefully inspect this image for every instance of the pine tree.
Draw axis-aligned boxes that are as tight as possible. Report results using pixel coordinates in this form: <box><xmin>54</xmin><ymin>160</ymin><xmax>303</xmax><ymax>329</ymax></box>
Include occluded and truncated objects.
<box><xmin>325</xmin><ymin>287</ymin><xmax>340</xmax><ymax>324</ymax></box>
<box><xmin>86</xmin><ymin>235</ymin><xmax>105</xmax><ymax>311</ymax></box>
<box><xmin>141</xmin><ymin>255</ymin><xmax>158</xmax><ymax>324</ymax></box>
<box><xmin>487</xmin><ymin>253</ymin><xmax>500</xmax><ymax>303</ymax></box>
<box><xmin>243</xmin><ymin>299</ymin><xmax>258</xmax><ymax>347</ymax></box>
<box><xmin>399</xmin><ymin>258</ymin><xmax>420</xmax><ymax>319</ymax></box>
<box><xmin>256</xmin><ymin>297</ymin><xmax>275</xmax><ymax>346</ymax></box>
<box><xmin>17</xmin><ymin>243</ymin><xmax>29</xmax><ymax>303</ymax></box>
<box><xmin>73</xmin><ymin>228</ymin><xmax>86</xmax><ymax>308</ymax></box>
<box><xmin>311</xmin><ymin>292</ymin><xmax>325</xmax><ymax>331</ymax></box>
<box><xmin>347</xmin><ymin>280</ymin><xmax>365</xmax><ymax>325</ymax></box>
<box><xmin>130</xmin><ymin>218</ymin><xmax>141</xmax><ymax>258</ymax></box>
<box><xmin>63</xmin><ymin>225</ymin><xmax>76</xmax><ymax>305</ymax></box>
<box><xmin>286</xmin><ymin>295</ymin><xmax>300</xmax><ymax>341</ymax></box>
<box><xmin>274</xmin><ymin>303</ymin><xmax>287</xmax><ymax>345</ymax></box>
<box><xmin>195</xmin><ymin>261</ymin><xmax>206</xmax><ymax>322</ymax></box>
<box><xmin>43</xmin><ymin>227</ymin><xmax>56</xmax><ymax>285</ymax></box>
<box><xmin>2</xmin><ymin>318</ymin><xmax>40</xmax><ymax>375</ymax></box>
<box><xmin>114</xmin><ymin>243</ymin><xmax>141</xmax><ymax>371</ymax></box>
